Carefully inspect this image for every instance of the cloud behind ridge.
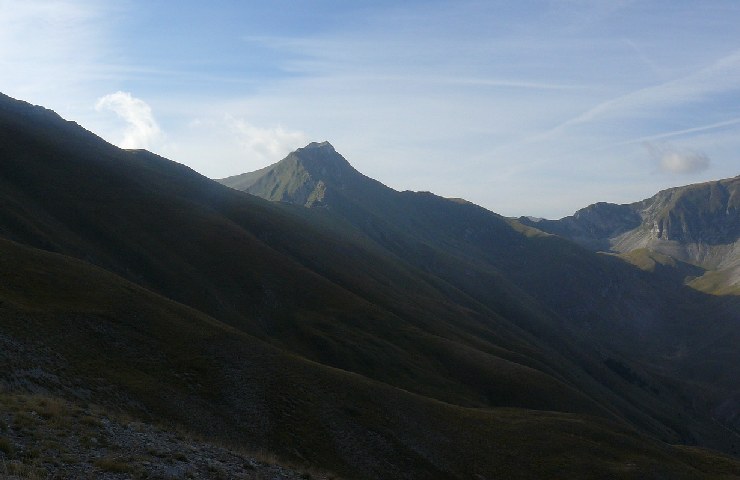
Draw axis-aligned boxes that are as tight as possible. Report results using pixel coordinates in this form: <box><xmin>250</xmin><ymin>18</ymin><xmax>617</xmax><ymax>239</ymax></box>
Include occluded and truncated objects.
<box><xmin>95</xmin><ymin>91</ymin><xmax>162</xmax><ymax>150</ymax></box>
<box><xmin>227</xmin><ymin>116</ymin><xmax>309</xmax><ymax>164</ymax></box>
<box><xmin>644</xmin><ymin>142</ymin><xmax>711</xmax><ymax>174</ymax></box>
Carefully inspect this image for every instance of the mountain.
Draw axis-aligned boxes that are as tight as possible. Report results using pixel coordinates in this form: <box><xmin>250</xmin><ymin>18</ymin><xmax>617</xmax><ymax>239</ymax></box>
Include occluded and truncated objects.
<box><xmin>219</xmin><ymin>142</ymin><xmax>740</xmax><ymax>453</ymax></box>
<box><xmin>218</xmin><ymin>141</ymin><xmax>356</xmax><ymax>206</ymax></box>
<box><xmin>1</xmin><ymin>92</ymin><xmax>739</xmax><ymax>478</ymax></box>
<box><xmin>518</xmin><ymin>177</ymin><xmax>740</xmax><ymax>294</ymax></box>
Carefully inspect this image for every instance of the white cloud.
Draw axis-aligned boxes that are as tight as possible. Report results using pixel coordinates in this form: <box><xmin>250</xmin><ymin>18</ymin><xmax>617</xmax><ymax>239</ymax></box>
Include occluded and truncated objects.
<box><xmin>227</xmin><ymin>117</ymin><xmax>309</xmax><ymax>165</ymax></box>
<box><xmin>645</xmin><ymin>142</ymin><xmax>711</xmax><ymax>174</ymax></box>
<box><xmin>95</xmin><ymin>91</ymin><xmax>162</xmax><ymax>150</ymax></box>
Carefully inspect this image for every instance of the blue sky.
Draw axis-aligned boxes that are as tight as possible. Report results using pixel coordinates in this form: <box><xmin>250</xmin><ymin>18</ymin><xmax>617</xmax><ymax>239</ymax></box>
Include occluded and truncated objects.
<box><xmin>2</xmin><ymin>0</ymin><xmax>739</xmax><ymax>218</ymax></box>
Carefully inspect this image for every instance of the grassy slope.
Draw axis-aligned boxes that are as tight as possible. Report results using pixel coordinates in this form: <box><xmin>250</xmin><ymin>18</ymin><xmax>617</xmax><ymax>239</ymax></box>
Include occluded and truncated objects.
<box><xmin>0</xmin><ymin>140</ymin><xmax>603</xmax><ymax>416</ymax></box>
<box><xmin>0</xmin><ymin>95</ymin><xmax>627</xmax><ymax>420</ymax></box>
<box><xmin>1</xmin><ymin>237</ymin><xmax>739</xmax><ymax>479</ymax></box>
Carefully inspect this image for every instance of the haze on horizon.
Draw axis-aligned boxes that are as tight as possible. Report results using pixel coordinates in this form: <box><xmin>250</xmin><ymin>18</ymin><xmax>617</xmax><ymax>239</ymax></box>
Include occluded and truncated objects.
<box><xmin>2</xmin><ymin>0</ymin><xmax>739</xmax><ymax>219</ymax></box>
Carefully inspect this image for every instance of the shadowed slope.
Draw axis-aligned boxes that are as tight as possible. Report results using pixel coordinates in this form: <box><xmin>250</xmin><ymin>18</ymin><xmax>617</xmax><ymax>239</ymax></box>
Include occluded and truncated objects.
<box><xmin>0</xmin><ymin>94</ymin><xmax>663</xmax><ymax>423</ymax></box>
<box><xmin>0</xmin><ymin>94</ymin><xmax>608</xmax><ymax>418</ymax></box>
<box><xmin>2</xmin><ymin>236</ymin><xmax>739</xmax><ymax>479</ymax></box>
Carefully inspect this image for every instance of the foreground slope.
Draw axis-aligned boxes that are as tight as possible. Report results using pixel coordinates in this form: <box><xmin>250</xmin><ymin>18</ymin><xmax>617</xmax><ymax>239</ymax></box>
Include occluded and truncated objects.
<box><xmin>518</xmin><ymin>176</ymin><xmax>740</xmax><ymax>294</ymax></box>
<box><xmin>2</xmin><ymin>236</ymin><xmax>739</xmax><ymax>479</ymax></box>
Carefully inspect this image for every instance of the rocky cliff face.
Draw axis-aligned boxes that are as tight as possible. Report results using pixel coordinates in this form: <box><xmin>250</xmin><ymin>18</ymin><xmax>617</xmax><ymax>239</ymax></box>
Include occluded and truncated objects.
<box><xmin>633</xmin><ymin>177</ymin><xmax>739</xmax><ymax>244</ymax></box>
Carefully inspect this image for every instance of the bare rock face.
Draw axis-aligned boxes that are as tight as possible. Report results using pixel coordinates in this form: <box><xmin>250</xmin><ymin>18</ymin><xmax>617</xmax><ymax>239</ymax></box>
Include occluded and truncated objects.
<box><xmin>632</xmin><ymin>177</ymin><xmax>739</xmax><ymax>243</ymax></box>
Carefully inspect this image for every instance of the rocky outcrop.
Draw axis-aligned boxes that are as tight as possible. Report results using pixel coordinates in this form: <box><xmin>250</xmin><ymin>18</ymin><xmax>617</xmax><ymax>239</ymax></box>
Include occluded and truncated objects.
<box><xmin>633</xmin><ymin>177</ymin><xmax>739</xmax><ymax>244</ymax></box>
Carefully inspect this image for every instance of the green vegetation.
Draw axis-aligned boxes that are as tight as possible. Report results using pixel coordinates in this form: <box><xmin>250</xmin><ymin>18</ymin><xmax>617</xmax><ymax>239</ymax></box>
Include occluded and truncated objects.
<box><xmin>689</xmin><ymin>267</ymin><xmax>740</xmax><ymax>295</ymax></box>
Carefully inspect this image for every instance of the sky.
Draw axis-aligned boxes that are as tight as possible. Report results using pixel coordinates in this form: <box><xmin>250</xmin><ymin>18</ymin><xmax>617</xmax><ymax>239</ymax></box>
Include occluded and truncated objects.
<box><xmin>2</xmin><ymin>0</ymin><xmax>739</xmax><ymax>218</ymax></box>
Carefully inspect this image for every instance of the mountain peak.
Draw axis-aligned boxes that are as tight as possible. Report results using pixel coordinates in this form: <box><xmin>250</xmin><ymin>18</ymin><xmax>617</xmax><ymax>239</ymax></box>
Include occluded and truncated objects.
<box><xmin>302</xmin><ymin>140</ymin><xmax>335</xmax><ymax>150</ymax></box>
<box><xmin>218</xmin><ymin>141</ymin><xmax>369</xmax><ymax>206</ymax></box>
<box><xmin>288</xmin><ymin>141</ymin><xmax>340</xmax><ymax>165</ymax></box>
<box><xmin>289</xmin><ymin>141</ymin><xmax>352</xmax><ymax>175</ymax></box>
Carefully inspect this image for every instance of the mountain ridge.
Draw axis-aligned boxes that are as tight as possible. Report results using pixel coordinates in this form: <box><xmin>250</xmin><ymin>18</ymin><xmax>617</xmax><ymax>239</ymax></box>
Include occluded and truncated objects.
<box><xmin>518</xmin><ymin>175</ymin><xmax>739</xmax><ymax>293</ymax></box>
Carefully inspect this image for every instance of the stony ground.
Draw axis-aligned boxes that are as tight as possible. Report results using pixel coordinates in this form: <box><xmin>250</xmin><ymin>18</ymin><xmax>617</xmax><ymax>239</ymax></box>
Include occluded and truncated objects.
<box><xmin>0</xmin><ymin>392</ymin><xmax>335</xmax><ymax>480</ymax></box>
<box><xmin>0</xmin><ymin>333</ymin><xmax>339</xmax><ymax>479</ymax></box>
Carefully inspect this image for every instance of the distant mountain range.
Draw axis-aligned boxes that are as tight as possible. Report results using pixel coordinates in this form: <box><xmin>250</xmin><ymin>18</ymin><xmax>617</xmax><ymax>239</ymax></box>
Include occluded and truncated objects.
<box><xmin>518</xmin><ymin>176</ymin><xmax>739</xmax><ymax>294</ymax></box>
<box><xmin>1</xmin><ymin>92</ymin><xmax>739</xmax><ymax>479</ymax></box>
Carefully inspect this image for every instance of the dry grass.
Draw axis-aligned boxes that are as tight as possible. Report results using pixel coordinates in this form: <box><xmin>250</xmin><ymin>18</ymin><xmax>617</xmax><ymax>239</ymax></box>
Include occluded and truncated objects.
<box><xmin>93</xmin><ymin>456</ymin><xmax>134</xmax><ymax>473</ymax></box>
<box><xmin>0</xmin><ymin>437</ymin><xmax>14</xmax><ymax>456</ymax></box>
<box><xmin>2</xmin><ymin>459</ymin><xmax>46</xmax><ymax>479</ymax></box>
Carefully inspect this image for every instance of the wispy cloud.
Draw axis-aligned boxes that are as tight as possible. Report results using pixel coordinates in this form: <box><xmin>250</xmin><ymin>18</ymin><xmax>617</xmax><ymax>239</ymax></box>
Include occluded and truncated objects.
<box><xmin>645</xmin><ymin>142</ymin><xmax>711</xmax><ymax>174</ymax></box>
<box><xmin>606</xmin><ymin>118</ymin><xmax>740</xmax><ymax>149</ymax></box>
<box><xmin>227</xmin><ymin>117</ymin><xmax>309</xmax><ymax>166</ymax></box>
<box><xmin>95</xmin><ymin>92</ymin><xmax>162</xmax><ymax>150</ymax></box>
<box><xmin>538</xmin><ymin>49</ymin><xmax>740</xmax><ymax>140</ymax></box>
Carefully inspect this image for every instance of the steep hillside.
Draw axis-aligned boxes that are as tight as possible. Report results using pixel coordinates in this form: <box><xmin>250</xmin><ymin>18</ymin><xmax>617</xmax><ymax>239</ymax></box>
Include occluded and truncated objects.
<box><xmin>2</xmin><ymin>236</ymin><xmax>739</xmax><ymax>479</ymax></box>
<box><xmin>0</xmin><ymin>95</ymin><xmax>612</xmax><ymax>418</ymax></box>
<box><xmin>519</xmin><ymin>177</ymin><xmax>740</xmax><ymax>293</ymax></box>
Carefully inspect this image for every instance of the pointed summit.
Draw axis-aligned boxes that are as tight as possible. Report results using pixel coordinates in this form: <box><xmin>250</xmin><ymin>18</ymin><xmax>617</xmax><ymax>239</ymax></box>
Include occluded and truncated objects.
<box><xmin>218</xmin><ymin>141</ymin><xmax>371</xmax><ymax>207</ymax></box>
<box><xmin>289</xmin><ymin>141</ymin><xmax>354</xmax><ymax>179</ymax></box>
<box><xmin>304</xmin><ymin>140</ymin><xmax>335</xmax><ymax>149</ymax></box>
